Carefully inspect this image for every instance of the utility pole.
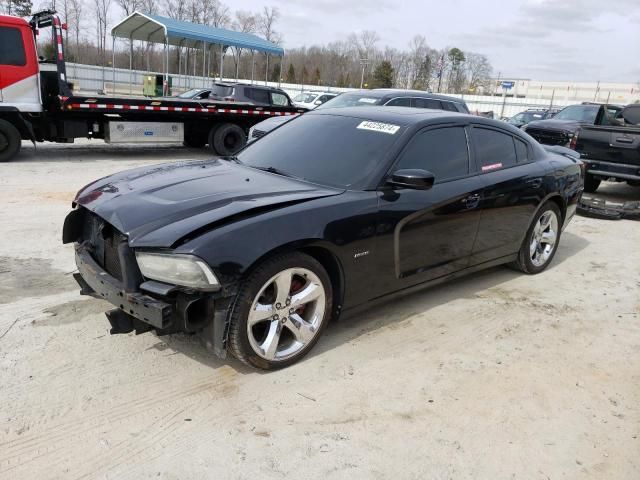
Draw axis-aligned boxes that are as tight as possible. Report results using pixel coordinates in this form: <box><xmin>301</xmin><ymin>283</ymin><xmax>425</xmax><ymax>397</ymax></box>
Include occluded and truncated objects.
<box><xmin>360</xmin><ymin>58</ymin><xmax>369</xmax><ymax>89</ymax></box>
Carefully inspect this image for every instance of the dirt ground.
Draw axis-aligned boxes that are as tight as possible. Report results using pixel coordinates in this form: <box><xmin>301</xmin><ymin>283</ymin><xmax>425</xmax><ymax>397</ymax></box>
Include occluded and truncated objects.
<box><xmin>1</xmin><ymin>141</ymin><xmax>639</xmax><ymax>480</ymax></box>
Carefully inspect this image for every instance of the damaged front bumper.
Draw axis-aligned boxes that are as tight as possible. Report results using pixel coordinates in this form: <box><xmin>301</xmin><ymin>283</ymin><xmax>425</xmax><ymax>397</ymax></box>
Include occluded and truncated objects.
<box><xmin>73</xmin><ymin>243</ymin><xmax>231</xmax><ymax>357</ymax></box>
<box><xmin>578</xmin><ymin>195</ymin><xmax>640</xmax><ymax>220</ymax></box>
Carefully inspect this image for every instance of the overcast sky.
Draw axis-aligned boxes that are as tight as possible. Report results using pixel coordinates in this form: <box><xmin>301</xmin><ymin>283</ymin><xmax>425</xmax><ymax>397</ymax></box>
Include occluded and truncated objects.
<box><xmin>230</xmin><ymin>0</ymin><xmax>640</xmax><ymax>83</ymax></box>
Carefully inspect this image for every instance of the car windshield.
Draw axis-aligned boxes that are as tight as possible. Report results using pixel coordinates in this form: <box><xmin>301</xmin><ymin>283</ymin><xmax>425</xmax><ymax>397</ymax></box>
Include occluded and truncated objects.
<box><xmin>238</xmin><ymin>114</ymin><xmax>403</xmax><ymax>188</ymax></box>
<box><xmin>177</xmin><ymin>89</ymin><xmax>203</xmax><ymax>98</ymax></box>
<box><xmin>293</xmin><ymin>93</ymin><xmax>317</xmax><ymax>103</ymax></box>
<box><xmin>316</xmin><ymin>93</ymin><xmax>384</xmax><ymax>110</ymax></box>
<box><xmin>553</xmin><ymin>105</ymin><xmax>600</xmax><ymax>122</ymax></box>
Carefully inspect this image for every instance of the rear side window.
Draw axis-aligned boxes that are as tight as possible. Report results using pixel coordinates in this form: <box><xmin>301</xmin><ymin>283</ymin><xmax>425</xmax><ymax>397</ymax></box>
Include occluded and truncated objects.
<box><xmin>396</xmin><ymin>126</ymin><xmax>469</xmax><ymax>183</ymax></box>
<box><xmin>0</xmin><ymin>27</ymin><xmax>26</xmax><ymax>66</ymax></box>
<box><xmin>413</xmin><ymin>98</ymin><xmax>442</xmax><ymax>110</ymax></box>
<box><xmin>246</xmin><ymin>88</ymin><xmax>270</xmax><ymax>104</ymax></box>
<box><xmin>386</xmin><ymin>97</ymin><xmax>411</xmax><ymax>107</ymax></box>
<box><xmin>441</xmin><ymin>102</ymin><xmax>458</xmax><ymax>112</ymax></box>
<box><xmin>514</xmin><ymin>138</ymin><xmax>529</xmax><ymax>163</ymax></box>
<box><xmin>271</xmin><ymin>92</ymin><xmax>289</xmax><ymax>106</ymax></box>
<box><xmin>473</xmin><ymin>127</ymin><xmax>517</xmax><ymax>171</ymax></box>
<box><xmin>456</xmin><ymin>103</ymin><xmax>470</xmax><ymax>114</ymax></box>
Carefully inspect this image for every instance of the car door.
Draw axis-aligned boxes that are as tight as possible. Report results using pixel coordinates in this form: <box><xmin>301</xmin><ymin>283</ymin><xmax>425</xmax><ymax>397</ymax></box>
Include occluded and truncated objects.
<box><xmin>375</xmin><ymin>124</ymin><xmax>484</xmax><ymax>293</ymax></box>
<box><xmin>468</xmin><ymin>125</ymin><xmax>545</xmax><ymax>264</ymax></box>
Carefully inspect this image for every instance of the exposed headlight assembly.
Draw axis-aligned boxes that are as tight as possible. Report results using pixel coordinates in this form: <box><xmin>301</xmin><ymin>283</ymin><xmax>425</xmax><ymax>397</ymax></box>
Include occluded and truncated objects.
<box><xmin>135</xmin><ymin>252</ymin><xmax>219</xmax><ymax>290</ymax></box>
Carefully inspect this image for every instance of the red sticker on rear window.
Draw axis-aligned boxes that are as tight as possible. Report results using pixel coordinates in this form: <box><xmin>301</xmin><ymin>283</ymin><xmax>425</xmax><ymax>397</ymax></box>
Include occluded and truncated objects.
<box><xmin>482</xmin><ymin>163</ymin><xmax>502</xmax><ymax>171</ymax></box>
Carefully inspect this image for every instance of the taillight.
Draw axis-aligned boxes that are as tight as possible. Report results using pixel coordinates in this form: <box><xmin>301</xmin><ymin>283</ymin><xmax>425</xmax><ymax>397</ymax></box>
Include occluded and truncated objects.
<box><xmin>569</xmin><ymin>130</ymin><xmax>579</xmax><ymax>150</ymax></box>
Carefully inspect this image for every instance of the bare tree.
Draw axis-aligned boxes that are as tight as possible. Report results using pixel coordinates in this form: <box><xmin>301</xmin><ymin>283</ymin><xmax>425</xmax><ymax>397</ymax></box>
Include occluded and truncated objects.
<box><xmin>94</xmin><ymin>0</ymin><xmax>111</xmax><ymax>67</ymax></box>
<box><xmin>465</xmin><ymin>52</ymin><xmax>492</xmax><ymax>93</ymax></box>
<box><xmin>231</xmin><ymin>10</ymin><xmax>257</xmax><ymax>79</ymax></box>
<box><xmin>68</xmin><ymin>0</ymin><xmax>83</xmax><ymax>61</ymax></box>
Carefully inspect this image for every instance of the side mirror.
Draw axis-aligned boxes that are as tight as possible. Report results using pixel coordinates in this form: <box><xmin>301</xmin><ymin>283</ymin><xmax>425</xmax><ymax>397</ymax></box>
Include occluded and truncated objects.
<box><xmin>388</xmin><ymin>169</ymin><xmax>435</xmax><ymax>190</ymax></box>
<box><xmin>314</xmin><ymin>100</ymin><xmax>322</xmax><ymax>105</ymax></box>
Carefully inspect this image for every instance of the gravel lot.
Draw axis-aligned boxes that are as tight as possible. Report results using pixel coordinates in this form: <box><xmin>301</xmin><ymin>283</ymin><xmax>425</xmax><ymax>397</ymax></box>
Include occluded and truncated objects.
<box><xmin>1</xmin><ymin>141</ymin><xmax>639</xmax><ymax>479</ymax></box>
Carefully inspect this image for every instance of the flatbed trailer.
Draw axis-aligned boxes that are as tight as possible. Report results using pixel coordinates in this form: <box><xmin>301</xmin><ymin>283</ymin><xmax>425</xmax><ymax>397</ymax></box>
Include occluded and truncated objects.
<box><xmin>0</xmin><ymin>10</ymin><xmax>303</xmax><ymax>162</ymax></box>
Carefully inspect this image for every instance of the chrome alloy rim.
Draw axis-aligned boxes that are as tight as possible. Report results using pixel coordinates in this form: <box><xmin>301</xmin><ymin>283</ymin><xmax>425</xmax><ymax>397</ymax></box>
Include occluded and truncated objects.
<box><xmin>247</xmin><ymin>268</ymin><xmax>326</xmax><ymax>361</ymax></box>
<box><xmin>530</xmin><ymin>210</ymin><xmax>559</xmax><ymax>267</ymax></box>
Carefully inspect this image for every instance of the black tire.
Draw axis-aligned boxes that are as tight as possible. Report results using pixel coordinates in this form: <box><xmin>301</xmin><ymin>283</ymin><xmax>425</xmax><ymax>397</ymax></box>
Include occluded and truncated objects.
<box><xmin>227</xmin><ymin>252</ymin><xmax>333</xmax><ymax>370</ymax></box>
<box><xmin>510</xmin><ymin>201</ymin><xmax>562</xmax><ymax>274</ymax></box>
<box><xmin>0</xmin><ymin>119</ymin><xmax>21</xmax><ymax>162</ymax></box>
<box><xmin>583</xmin><ymin>173</ymin><xmax>601</xmax><ymax>193</ymax></box>
<box><xmin>210</xmin><ymin>123</ymin><xmax>246</xmax><ymax>156</ymax></box>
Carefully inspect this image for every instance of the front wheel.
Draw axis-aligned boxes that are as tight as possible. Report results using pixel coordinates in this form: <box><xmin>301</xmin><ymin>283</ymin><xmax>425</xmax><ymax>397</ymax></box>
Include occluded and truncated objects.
<box><xmin>510</xmin><ymin>202</ymin><xmax>562</xmax><ymax>274</ymax></box>
<box><xmin>0</xmin><ymin>119</ymin><xmax>21</xmax><ymax>162</ymax></box>
<box><xmin>227</xmin><ymin>252</ymin><xmax>332</xmax><ymax>370</ymax></box>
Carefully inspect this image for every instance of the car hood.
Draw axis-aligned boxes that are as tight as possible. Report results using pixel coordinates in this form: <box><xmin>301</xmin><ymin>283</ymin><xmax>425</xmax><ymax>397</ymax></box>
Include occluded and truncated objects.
<box><xmin>525</xmin><ymin>119</ymin><xmax>582</xmax><ymax>131</ymax></box>
<box><xmin>75</xmin><ymin>159</ymin><xmax>343</xmax><ymax>248</ymax></box>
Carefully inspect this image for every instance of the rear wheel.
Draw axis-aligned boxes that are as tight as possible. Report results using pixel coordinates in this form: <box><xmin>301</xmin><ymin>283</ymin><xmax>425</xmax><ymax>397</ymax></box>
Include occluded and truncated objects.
<box><xmin>210</xmin><ymin>123</ymin><xmax>246</xmax><ymax>156</ymax></box>
<box><xmin>227</xmin><ymin>252</ymin><xmax>332</xmax><ymax>370</ymax></box>
<box><xmin>583</xmin><ymin>173</ymin><xmax>601</xmax><ymax>193</ymax></box>
<box><xmin>0</xmin><ymin>119</ymin><xmax>21</xmax><ymax>162</ymax></box>
<box><xmin>510</xmin><ymin>202</ymin><xmax>561</xmax><ymax>274</ymax></box>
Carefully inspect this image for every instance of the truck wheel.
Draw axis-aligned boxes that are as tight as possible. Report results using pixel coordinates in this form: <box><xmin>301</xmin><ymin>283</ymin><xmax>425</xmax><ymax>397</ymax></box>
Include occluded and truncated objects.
<box><xmin>211</xmin><ymin>123</ymin><xmax>246</xmax><ymax>156</ymax></box>
<box><xmin>0</xmin><ymin>119</ymin><xmax>21</xmax><ymax>162</ymax></box>
<box><xmin>584</xmin><ymin>174</ymin><xmax>600</xmax><ymax>193</ymax></box>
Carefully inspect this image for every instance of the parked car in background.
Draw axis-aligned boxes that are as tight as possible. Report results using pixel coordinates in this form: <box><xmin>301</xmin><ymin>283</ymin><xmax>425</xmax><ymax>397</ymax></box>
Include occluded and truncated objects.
<box><xmin>292</xmin><ymin>91</ymin><xmax>339</xmax><ymax>109</ymax></box>
<box><xmin>64</xmin><ymin>107</ymin><xmax>584</xmax><ymax>369</ymax></box>
<box><xmin>175</xmin><ymin>88</ymin><xmax>213</xmax><ymax>100</ymax></box>
<box><xmin>573</xmin><ymin>103</ymin><xmax>640</xmax><ymax>193</ymax></box>
<box><xmin>508</xmin><ymin>108</ymin><xmax>559</xmax><ymax>128</ymax></box>
<box><xmin>248</xmin><ymin>89</ymin><xmax>470</xmax><ymax>142</ymax></box>
<box><xmin>207</xmin><ymin>83</ymin><xmax>295</xmax><ymax>106</ymax></box>
<box><xmin>523</xmin><ymin>102</ymin><xmax>624</xmax><ymax>148</ymax></box>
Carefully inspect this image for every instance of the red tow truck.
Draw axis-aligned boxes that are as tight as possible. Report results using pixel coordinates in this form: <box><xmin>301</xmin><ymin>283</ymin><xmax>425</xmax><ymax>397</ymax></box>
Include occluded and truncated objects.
<box><xmin>0</xmin><ymin>10</ymin><xmax>303</xmax><ymax>162</ymax></box>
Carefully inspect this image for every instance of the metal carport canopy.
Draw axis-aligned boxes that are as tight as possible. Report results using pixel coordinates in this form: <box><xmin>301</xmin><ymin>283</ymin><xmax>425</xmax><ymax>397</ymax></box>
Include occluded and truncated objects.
<box><xmin>111</xmin><ymin>11</ymin><xmax>284</xmax><ymax>56</ymax></box>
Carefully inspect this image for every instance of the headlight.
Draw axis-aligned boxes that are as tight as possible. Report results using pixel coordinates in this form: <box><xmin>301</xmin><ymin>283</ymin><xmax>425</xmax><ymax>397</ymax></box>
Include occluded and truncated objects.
<box><xmin>135</xmin><ymin>252</ymin><xmax>219</xmax><ymax>290</ymax></box>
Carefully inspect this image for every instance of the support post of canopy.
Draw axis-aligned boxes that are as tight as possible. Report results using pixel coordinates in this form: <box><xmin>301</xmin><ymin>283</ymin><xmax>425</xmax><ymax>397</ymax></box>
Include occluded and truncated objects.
<box><xmin>219</xmin><ymin>44</ymin><xmax>224</xmax><ymax>81</ymax></box>
<box><xmin>251</xmin><ymin>51</ymin><xmax>255</xmax><ymax>84</ymax></box>
<box><xmin>129</xmin><ymin>36</ymin><xmax>133</xmax><ymax>94</ymax></box>
<box><xmin>164</xmin><ymin>37</ymin><xmax>169</xmax><ymax>96</ymax></box>
<box><xmin>111</xmin><ymin>35</ymin><xmax>116</xmax><ymax>95</ymax></box>
<box><xmin>278</xmin><ymin>53</ymin><xmax>284</xmax><ymax>88</ymax></box>
<box><xmin>202</xmin><ymin>41</ymin><xmax>206</xmax><ymax>88</ymax></box>
<box><xmin>235</xmin><ymin>47</ymin><xmax>240</xmax><ymax>81</ymax></box>
<box><xmin>265</xmin><ymin>54</ymin><xmax>269</xmax><ymax>85</ymax></box>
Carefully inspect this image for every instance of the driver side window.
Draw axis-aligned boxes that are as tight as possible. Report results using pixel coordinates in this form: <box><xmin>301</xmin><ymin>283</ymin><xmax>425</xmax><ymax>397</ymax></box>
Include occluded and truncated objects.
<box><xmin>396</xmin><ymin>127</ymin><xmax>470</xmax><ymax>183</ymax></box>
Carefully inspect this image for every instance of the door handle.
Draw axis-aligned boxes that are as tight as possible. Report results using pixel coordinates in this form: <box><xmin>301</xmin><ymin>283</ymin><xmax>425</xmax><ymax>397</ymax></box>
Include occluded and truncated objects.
<box><xmin>614</xmin><ymin>137</ymin><xmax>634</xmax><ymax>144</ymax></box>
<box><xmin>526</xmin><ymin>178</ymin><xmax>543</xmax><ymax>188</ymax></box>
<box><xmin>462</xmin><ymin>194</ymin><xmax>480</xmax><ymax>208</ymax></box>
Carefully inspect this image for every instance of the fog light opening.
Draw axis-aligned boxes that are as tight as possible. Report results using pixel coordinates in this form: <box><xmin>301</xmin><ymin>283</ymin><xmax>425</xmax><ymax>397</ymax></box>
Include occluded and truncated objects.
<box><xmin>184</xmin><ymin>297</ymin><xmax>212</xmax><ymax>332</ymax></box>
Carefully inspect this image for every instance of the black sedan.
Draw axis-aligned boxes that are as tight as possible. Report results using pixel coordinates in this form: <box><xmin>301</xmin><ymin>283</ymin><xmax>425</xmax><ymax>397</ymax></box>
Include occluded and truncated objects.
<box><xmin>63</xmin><ymin>108</ymin><xmax>584</xmax><ymax>369</ymax></box>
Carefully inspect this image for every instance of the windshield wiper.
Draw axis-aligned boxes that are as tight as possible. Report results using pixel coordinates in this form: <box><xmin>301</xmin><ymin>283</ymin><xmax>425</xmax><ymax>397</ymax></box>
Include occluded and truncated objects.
<box><xmin>253</xmin><ymin>166</ymin><xmax>297</xmax><ymax>178</ymax></box>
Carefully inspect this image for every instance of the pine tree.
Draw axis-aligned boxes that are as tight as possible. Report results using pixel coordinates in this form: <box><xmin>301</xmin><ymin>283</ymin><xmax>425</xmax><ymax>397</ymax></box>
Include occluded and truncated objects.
<box><xmin>311</xmin><ymin>67</ymin><xmax>321</xmax><ymax>85</ymax></box>
<box><xmin>371</xmin><ymin>61</ymin><xmax>394</xmax><ymax>88</ymax></box>
<box><xmin>285</xmin><ymin>64</ymin><xmax>296</xmax><ymax>84</ymax></box>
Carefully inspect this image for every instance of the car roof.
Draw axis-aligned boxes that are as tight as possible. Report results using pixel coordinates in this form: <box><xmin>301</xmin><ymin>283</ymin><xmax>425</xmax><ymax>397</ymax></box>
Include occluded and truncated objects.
<box><xmin>307</xmin><ymin>106</ymin><xmax>526</xmax><ymax>133</ymax></box>
<box><xmin>307</xmin><ymin>106</ymin><xmax>468</xmax><ymax>125</ymax></box>
<box><xmin>342</xmin><ymin>89</ymin><xmax>465</xmax><ymax>103</ymax></box>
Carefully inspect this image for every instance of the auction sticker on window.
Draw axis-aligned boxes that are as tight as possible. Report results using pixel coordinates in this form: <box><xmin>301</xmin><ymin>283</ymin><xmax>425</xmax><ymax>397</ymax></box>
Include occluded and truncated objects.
<box><xmin>357</xmin><ymin>121</ymin><xmax>400</xmax><ymax>135</ymax></box>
